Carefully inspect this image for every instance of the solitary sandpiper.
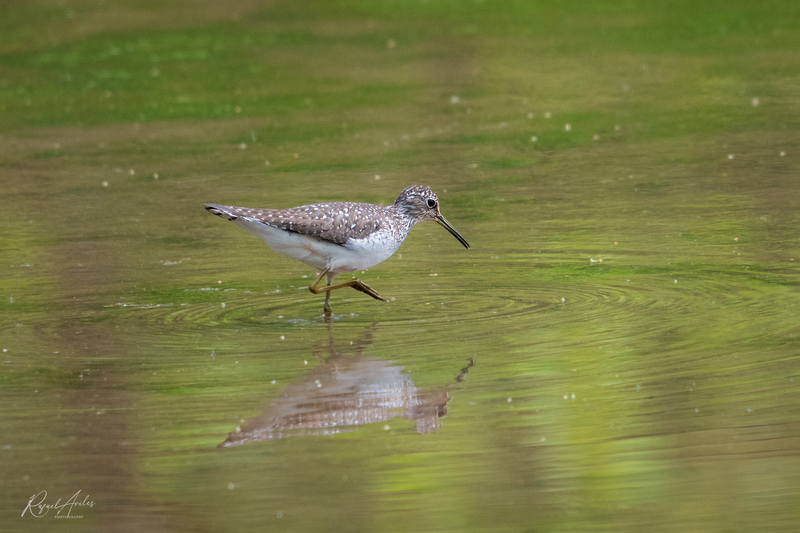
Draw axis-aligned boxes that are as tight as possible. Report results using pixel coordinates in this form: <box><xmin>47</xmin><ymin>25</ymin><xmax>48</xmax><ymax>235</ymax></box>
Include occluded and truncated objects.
<box><xmin>205</xmin><ymin>185</ymin><xmax>469</xmax><ymax>315</ymax></box>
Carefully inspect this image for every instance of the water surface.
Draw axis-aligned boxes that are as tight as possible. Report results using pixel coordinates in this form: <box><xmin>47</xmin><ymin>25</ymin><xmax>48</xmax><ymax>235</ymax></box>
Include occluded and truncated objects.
<box><xmin>2</xmin><ymin>1</ymin><xmax>800</xmax><ymax>532</ymax></box>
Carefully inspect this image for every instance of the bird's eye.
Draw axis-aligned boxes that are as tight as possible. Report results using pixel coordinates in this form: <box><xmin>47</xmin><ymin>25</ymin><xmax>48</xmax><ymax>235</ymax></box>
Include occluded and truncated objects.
<box><xmin>426</xmin><ymin>198</ymin><xmax>436</xmax><ymax>208</ymax></box>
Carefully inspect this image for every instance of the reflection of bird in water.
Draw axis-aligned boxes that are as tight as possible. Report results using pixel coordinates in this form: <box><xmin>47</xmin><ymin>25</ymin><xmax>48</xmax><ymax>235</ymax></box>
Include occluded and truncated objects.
<box><xmin>205</xmin><ymin>185</ymin><xmax>469</xmax><ymax>316</ymax></box>
<box><xmin>219</xmin><ymin>325</ymin><xmax>474</xmax><ymax>447</ymax></box>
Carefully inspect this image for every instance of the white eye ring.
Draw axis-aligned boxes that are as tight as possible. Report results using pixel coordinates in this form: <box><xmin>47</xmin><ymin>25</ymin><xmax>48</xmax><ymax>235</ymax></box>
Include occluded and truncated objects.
<box><xmin>426</xmin><ymin>198</ymin><xmax>436</xmax><ymax>208</ymax></box>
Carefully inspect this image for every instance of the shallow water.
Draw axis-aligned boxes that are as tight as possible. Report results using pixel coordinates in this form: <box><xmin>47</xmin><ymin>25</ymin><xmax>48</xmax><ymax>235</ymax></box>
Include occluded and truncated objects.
<box><xmin>2</xmin><ymin>1</ymin><xmax>800</xmax><ymax>532</ymax></box>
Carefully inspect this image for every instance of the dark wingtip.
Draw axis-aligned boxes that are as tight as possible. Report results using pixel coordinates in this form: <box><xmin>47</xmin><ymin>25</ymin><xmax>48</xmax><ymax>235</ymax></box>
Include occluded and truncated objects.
<box><xmin>205</xmin><ymin>204</ymin><xmax>238</xmax><ymax>221</ymax></box>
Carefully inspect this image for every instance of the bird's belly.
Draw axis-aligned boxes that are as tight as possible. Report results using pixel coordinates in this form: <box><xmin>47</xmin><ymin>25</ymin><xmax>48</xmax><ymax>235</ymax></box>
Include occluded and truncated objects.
<box><xmin>333</xmin><ymin>232</ymin><xmax>400</xmax><ymax>273</ymax></box>
<box><xmin>235</xmin><ymin>219</ymin><xmax>399</xmax><ymax>273</ymax></box>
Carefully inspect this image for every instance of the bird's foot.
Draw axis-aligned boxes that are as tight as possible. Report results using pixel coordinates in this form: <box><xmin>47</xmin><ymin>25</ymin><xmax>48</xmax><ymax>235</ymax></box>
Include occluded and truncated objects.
<box><xmin>350</xmin><ymin>279</ymin><xmax>387</xmax><ymax>302</ymax></box>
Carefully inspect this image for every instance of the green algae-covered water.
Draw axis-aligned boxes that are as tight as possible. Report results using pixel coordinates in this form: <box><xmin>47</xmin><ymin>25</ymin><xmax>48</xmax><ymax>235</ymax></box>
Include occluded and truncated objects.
<box><xmin>2</xmin><ymin>1</ymin><xmax>800</xmax><ymax>531</ymax></box>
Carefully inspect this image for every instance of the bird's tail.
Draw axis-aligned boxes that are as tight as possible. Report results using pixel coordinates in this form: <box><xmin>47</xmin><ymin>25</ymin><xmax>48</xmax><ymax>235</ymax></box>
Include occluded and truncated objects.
<box><xmin>205</xmin><ymin>204</ymin><xmax>239</xmax><ymax>221</ymax></box>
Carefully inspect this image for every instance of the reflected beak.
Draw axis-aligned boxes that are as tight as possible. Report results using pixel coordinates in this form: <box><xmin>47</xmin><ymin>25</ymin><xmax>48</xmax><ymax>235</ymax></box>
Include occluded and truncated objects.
<box><xmin>436</xmin><ymin>215</ymin><xmax>470</xmax><ymax>249</ymax></box>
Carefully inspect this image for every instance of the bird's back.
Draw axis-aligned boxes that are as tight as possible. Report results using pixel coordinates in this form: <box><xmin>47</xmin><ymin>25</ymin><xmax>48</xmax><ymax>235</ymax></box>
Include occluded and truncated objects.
<box><xmin>205</xmin><ymin>202</ymin><xmax>394</xmax><ymax>245</ymax></box>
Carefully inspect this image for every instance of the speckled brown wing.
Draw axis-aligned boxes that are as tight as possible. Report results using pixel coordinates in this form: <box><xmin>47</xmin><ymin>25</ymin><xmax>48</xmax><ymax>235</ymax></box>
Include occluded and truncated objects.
<box><xmin>206</xmin><ymin>202</ymin><xmax>386</xmax><ymax>245</ymax></box>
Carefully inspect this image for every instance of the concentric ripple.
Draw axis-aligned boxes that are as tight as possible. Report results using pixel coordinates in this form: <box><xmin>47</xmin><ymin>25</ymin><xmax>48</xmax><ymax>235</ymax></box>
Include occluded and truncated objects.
<box><xmin>88</xmin><ymin>265</ymin><xmax>800</xmax><ymax>357</ymax></box>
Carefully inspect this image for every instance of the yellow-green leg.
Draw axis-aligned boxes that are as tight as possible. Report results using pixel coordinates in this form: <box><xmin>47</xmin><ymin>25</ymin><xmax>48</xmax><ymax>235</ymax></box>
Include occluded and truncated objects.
<box><xmin>308</xmin><ymin>269</ymin><xmax>387</xmax><ymax>315</ymax></box>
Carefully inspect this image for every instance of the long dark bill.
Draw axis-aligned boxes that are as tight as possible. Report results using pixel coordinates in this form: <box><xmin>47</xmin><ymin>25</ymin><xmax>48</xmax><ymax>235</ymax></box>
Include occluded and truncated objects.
<box><xmin>436</xmin><ymin>215</ymin><xmax>470</xmax><ymax>249</ymax></box>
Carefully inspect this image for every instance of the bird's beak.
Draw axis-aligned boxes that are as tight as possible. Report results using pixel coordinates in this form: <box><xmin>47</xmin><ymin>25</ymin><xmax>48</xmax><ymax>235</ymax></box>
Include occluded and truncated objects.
<box><xmin>436</xmin><ymin>215</ymin><xmax>470</xmax><ymax>249</ymax></box>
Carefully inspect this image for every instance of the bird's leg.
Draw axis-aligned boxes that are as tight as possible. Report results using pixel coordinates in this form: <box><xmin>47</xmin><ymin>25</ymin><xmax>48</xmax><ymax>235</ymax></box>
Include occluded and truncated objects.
<box><xmin>324</xmin><ymin>271</ymin><xmax>334</xmax><ymax>316</ymax></box>
<box><xmin>308</xmin><ymin>269</ymin><xmax>387</xmax><ymax>314</ymax></box>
